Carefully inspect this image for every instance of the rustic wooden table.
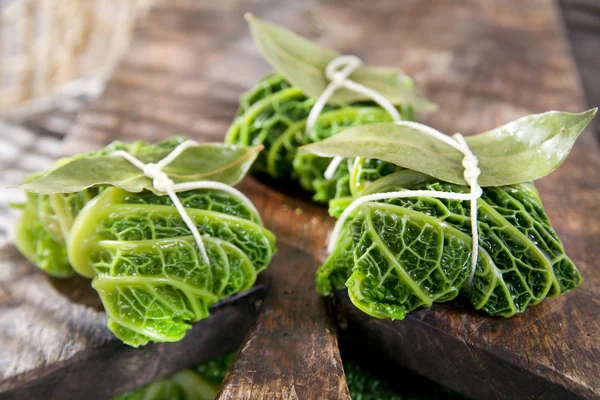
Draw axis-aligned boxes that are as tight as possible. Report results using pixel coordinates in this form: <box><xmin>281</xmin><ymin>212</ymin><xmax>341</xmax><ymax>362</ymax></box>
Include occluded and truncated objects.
<box><xmin>1</xmin><ymin>1</ymin><xmax>599</xmax><ymax>399</ymax></box>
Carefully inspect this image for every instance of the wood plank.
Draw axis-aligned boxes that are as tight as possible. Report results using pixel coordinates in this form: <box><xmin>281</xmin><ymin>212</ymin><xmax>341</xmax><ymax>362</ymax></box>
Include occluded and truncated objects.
<box><xmin>1</xmin><ymin>0</ymin><xmax>598</xmax><ymax>399</ymax></box>
<box><xmin>217</xmin><ymin>243</ymin><xmax>349</xmax><ymax>399</ymax></box>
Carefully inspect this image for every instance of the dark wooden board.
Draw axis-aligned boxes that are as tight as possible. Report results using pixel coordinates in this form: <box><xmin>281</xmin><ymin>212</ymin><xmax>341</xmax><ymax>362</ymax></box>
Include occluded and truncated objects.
<box><xmin>0</xmin><ymin>247</ymin><xmax>264</xmax><ymax>399</ymax></box>
<box><xmin>1</xmin><ymin>0</ymin><xmax>599</xmax><ymax>399</ymax></box>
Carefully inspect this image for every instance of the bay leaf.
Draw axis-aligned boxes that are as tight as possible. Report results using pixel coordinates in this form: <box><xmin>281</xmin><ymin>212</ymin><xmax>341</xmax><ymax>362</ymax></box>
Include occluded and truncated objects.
<box><xmin>20</xmin><ymin>143</ymin><xmax>263</xmax><ymax>194</ymax></box>
<box><xmin>246</xmin><ymin>14</ymin><xmax>435</xmax><ymax>111</ymax></box>
<box><xmin>301</xmin><ymin>109</ymin><xmax>597</xmax><ymax>186</ymax></box>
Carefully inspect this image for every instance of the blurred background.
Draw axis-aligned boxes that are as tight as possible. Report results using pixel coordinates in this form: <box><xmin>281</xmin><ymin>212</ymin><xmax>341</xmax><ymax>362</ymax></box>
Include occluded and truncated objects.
<box><xmin>0</xmin><ymin>0</ymin><xmax>598</xmax><ymax>243</ymax></box>
<box><xmin>0</xmin><ymin>0</ymin><xmax>154</xmax><ymax>242</ymax></box>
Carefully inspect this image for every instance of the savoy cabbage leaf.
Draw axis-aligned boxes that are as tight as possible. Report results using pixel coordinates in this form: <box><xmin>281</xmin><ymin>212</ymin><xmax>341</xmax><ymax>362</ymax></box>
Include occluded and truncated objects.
<box><xmin>68</xmin><ymin>186</ymin><xmax>275</xmax><ymax>346</ymax></box>
<box><xmin>319</xmin><ymin>170</ymin><xmax>582</xmax><ymax>319</ymax></box>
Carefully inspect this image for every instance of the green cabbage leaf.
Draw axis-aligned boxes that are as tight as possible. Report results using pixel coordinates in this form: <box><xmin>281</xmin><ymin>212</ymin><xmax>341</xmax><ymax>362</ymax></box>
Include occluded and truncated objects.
<box><xmin>319</xmin><ymin>171</ymin><xmax>581</xmax><ymax>319</ymax></box>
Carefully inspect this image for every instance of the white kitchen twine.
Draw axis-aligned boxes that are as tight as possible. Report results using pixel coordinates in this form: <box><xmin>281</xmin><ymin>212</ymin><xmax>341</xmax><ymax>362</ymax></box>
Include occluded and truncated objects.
<box><xmin>328</xmin><ymin>120</ymin><xmax>483</xmax><ymax>287</ymax></box>
<box><xmin>111</xmin><ymin>140</ymin><xmax>260</xmax><ymax>265</ymax></box>
<box><xmin>304</xmin><ymin>55</ymin><xmax>403</xmax><ymax>180</ymax></box>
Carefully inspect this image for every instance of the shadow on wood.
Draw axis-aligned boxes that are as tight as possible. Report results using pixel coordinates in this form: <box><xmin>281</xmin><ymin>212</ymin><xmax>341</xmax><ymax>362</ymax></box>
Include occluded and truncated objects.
<box><xmin>334</xmin><ymin>291</ymin><xmax>593</xmax><ymax>400</ymax></box>
<box><xmin>48</xmin><ymin>275</ymin><xmax>104</xmax><ymax>312</ymax></box>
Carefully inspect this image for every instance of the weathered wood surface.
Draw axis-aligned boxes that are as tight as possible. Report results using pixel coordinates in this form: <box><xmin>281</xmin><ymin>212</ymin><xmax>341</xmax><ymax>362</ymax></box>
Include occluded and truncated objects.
<box><xmin>1</xmin><ymin>0</ymin><xmax>599</xmax><ymax>399</ymax></box>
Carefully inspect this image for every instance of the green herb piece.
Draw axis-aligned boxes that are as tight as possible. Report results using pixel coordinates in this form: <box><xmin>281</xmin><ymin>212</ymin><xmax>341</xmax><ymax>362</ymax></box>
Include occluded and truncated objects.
<box><xmin>114</xmin><ymin>380</ymin><xmax>185</xmax><ymax>400</ymax></box>
<box><xmin>246</xmin><ymin>15</ymin><xmax>435</xmax><ymax>111</ymax></box>
<box><xmin>14</xmin><ymin>138</ymin><xmax>276</xmax><ymax>346</ymax></box>
<box><xmin>194</xmin><ymin>353</ymin><xmax>236</xmax><ymax>388</ymax></box>
<box><xmin>302</xmin><ymin>109</ymin><xmax>597</xmax><ymax>187</ymax></box>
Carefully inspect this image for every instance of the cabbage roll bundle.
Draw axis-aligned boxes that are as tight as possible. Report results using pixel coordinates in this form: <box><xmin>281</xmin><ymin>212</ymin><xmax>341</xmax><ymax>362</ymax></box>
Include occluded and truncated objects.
<box><xmin>319</xmin><ymin>173</ymin><xmax>581</xmax><ymax>319</ymax></box>
<box><xmin>304</xmin><ymin>109</ymin><xmax>596</xmax><ymax>319</ymax></box>
<box><xmin>14</xmin><ymin>137</ymin><xmax>275</xmax><ymax>347</ymax></box>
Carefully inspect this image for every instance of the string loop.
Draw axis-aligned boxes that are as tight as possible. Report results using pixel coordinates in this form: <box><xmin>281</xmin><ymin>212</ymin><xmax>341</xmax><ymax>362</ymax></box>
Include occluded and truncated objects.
<box><xmin>142</xmin><ymin>163</ymin><xmax>173</xmax><ymax>192</ymax></box>
<box><xmin>325</xmin><ymin>55</ymin><xmax>363</xmax><ymax>85</ymax></box>
<box><xmin>112</xmin><ymin>141</ymin><xmax>259</xmax><ymax>265</ymax></box>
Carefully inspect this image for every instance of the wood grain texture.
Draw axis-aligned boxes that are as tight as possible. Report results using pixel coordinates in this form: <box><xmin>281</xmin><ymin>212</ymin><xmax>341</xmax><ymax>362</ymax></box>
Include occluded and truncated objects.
<box><xmin>0</xmin><ymin>246</ymin><xmax>111</xmax><ymax>380</ymax></box>
<box><xmin>217</xmin><ymin>243</ymin><xmax>349</xmax><ymax>400</ymax></box>
<box><xmin>1</xmin><ymin>0</ymin><xmax>598</xmax><ymax>398</ymax></box>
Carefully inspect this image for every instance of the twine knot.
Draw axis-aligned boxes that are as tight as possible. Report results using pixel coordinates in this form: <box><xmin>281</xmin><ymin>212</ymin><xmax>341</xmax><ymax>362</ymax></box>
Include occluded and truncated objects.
<box><xmin>453</xmin><ymin>133</ymin><xmax>482</xmax><ymax>196</ymax></box>
<box><xmin>143</xmin><ymin>163</ymin><xmax>174</xmax><ymax>192</ymax></box>
<box><xmin>462</xmin><ymin>154</ymin><xmax>481</xmax><ymax>191</ymax></box>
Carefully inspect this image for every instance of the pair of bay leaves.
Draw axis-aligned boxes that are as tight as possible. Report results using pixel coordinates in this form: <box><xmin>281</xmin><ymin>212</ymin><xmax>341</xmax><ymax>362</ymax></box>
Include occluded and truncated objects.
<box><xmin>18</xmin><ymin>16</ymin><xmax>597</xmax><ymax>346</ymax></box>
